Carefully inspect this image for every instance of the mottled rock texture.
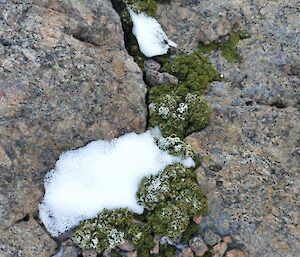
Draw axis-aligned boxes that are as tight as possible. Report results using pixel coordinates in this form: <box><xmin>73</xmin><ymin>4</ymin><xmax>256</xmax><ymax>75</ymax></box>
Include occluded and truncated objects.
<box><xmin>0</xmin><ymin>0</ymin><xmax>147</xmax><ymax>256</ymax></box>
<box><xmin>175</xmin><ymin>0</ymin><xmax>300</xmax><ymax>256</ymax></box>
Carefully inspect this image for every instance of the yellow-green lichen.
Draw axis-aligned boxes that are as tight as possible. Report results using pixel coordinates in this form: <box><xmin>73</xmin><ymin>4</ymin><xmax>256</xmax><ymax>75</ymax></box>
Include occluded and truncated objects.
<box><xmin>198</xmin><ymin>31</ymin><xmax>250</xmax><ymax>63</ymax></box>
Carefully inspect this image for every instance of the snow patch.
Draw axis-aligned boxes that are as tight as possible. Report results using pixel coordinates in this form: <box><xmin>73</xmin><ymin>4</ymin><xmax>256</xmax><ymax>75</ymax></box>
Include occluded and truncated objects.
<box><xmin>39</xmin><ymin>130</ymin><xmax>193</xmax><ymax>236</ymax></box>
<box><xmin>129</xmin><ymin>9</ymin><xmax>176</xmax><ymax>57</ymax></box>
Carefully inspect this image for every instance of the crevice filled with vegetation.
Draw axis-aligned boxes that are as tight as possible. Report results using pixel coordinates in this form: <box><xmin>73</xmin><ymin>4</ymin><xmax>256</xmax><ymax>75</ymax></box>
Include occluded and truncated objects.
<box><xmin>70</xmin><ymin>1</ymin><xmax>249</xmax><ymax>256</ymax></box>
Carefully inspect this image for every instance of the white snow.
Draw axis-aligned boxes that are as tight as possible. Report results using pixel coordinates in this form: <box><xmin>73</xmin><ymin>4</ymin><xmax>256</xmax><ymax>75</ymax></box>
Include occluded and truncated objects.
<box><xmin>39</xmin><ymin>130</ymin><xmax>194</xmax><ymax>236</ymax></box>
<box><xmin>129</xmin><ymin>9</ymin><xmax>177</xmax><ymax>57</ymax></box>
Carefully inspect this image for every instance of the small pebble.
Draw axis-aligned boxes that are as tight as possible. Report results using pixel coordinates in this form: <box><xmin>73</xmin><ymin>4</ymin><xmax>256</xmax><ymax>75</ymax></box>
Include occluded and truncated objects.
<box><xmin>204</xmin><ymin>229</ymin><xmax>222</xmax><ymax>246</ymax></box>
<box><xmin>182</xmin><ymin>247</ymin><xmax>194</xmax><ymax>257</ymax></box>
<box><xmin>212</xmin><ymin>242</ymin><xmax>227</xmax><ymax>257</ymax></box>
<box><xmin>225</xmin><ymin>249</ymin><xmax>247</xmax><ymax>257</ymax></box>
<box><xmin>82</xmin><ymin>249</ymin><xmax>97</xmax><ymax>257</ymax></box>
<box><xmin>192</xmin><ymin>215</ymin><xmax>202</xmax><ymax>224</ymax></box>
<box><xmin>189</xmin><ymin>236</ymin><xmax>208</xmax><ymax>256</ymax></box>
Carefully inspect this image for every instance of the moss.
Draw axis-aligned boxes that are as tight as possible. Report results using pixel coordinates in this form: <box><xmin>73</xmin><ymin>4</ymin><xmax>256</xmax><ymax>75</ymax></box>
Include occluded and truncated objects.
<box><xmin>198</xmin><ymin>31</ymin><xmax>250</xmax><ymax>63</ymax></box>
<box><xmin>148</xmin><ymin>90</ymin><xmax>209</xmax><ymax>138</ymax></box>
<box><xmin>137</xmin><ymin>163</ymin><xmax>207</xmax><ymax>237</ymax></box>
<box><xmin>156</xmin><ymin>244</ymin><xmax>176</xmax><ymax>257</ymax></box>
<box><xmin>72</xmin><ymin>209</ymin><xmax>153</xmax><ymax>254</ymax></box>
<box><xmin>125</xmin><ymin>0</ymin><xmax>158</xmax><ymax>17</ymax></box>
<box><xmin>181</xmin><ymin>220</ymin><xmax>200</xmax><ymax>243</ymax></box>
<box><xmin>155</xmin><ymin>133</ymin><xmax>195</xmax><ymax>160</ymax></box>
<box><xmin>161</xmin><ymin>52</ymin><xmax>220</xmax><ymax>95</ymax></box>
<box><xmin>147</xmin><ymin>203</ymin><xmax>190</xmax><ymax>237</ymax></box>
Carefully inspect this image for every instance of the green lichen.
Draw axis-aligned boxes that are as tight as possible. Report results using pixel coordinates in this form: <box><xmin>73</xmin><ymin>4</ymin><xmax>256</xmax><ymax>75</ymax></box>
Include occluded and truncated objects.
<box><xmin>72</xmin><ymin>209</ymin><xmax>153</xmax><ymax>254</ymax></box>
<box><xmin>198</xmin><ymin>31</ymin><xmax>250</xmax><ymax>63</ymax></box>
<box><xmin>147</xmin><ymin>203</ymin><xmax>190</xmax><ymax>238</ymax></box>
<box><xmin>148</xmin><ymin>90</ymin><xmax>209</xmax><ymax>138</ymax></box>
<box><xmin>148</xmin><ymin>51</ymin><xmax>221</xmax><ymax>138</ymax></box>
<box><xmin>137</xmin><ymin>163</ymin><xmax>207</xmax><ymax>237</ymax></box>
<box><xmin>155</xmin><ymin>133</ymin><xmax>195</xmax><ymax>160</ymax></box>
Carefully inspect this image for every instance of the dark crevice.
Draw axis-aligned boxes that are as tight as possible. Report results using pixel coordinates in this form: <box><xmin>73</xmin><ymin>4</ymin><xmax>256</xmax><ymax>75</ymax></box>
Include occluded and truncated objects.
<box><xmin>270</xmin><ymin>101</ymin><xmax>288</xmax><ymax>109</ymax></box>
<box><xmin>110</xmin><ymin>0</ymin><xmax>152</xmax><ymax>129</ymax></box>
<box><xmin>15</xmin><ymin>213</ymin><xmax>30</xmax><ymax>223</ymax></box>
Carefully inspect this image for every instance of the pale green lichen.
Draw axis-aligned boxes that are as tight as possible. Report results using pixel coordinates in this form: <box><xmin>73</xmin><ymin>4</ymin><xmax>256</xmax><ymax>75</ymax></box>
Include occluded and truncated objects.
<box><xmin>147</xmin><ymin>202</ymin><xmax>190</xmax><ymax>238</ymax></box>
<box><xmin>72</xmin><ymin>209</ymin><xmax>153</xmax><ymax>254</ymax></box>
<box><xmin>148</xmin><ymin>91</ymin><xmax>209</xmax><ymax>138</ymax></box>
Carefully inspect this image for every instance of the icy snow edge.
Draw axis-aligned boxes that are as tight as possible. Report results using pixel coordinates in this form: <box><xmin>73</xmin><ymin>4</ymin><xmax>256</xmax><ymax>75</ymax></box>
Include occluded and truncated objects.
<box><xmin>39</xmin><ymin>130</ymin><xmax>194</xmax><ymax>236</ymax></box>
<box><xmin>129</xmin><ymin>9</ymin><xmax>177</xmax><ymax>57</ymax></box>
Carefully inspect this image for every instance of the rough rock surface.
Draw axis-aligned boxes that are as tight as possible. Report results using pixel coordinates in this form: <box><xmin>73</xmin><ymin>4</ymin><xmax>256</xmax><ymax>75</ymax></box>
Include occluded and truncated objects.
<box><xmin>0</xmin><ymin>0</ymin><xmax>147</xmax><ymax>256</ymax></box>
<box><xmin>178</xmin><ymin>0</ymin><xmax>300</xmax><ymax>256</ymax></box>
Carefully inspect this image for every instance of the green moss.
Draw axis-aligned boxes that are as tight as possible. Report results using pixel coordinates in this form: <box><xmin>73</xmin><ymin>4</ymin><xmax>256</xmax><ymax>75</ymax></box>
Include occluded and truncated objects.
<box><xmin>137</xmin><ymin>163</ymin><xmax>207</xmax><ymax>237</ymax></box>
<box><xmin>156</xmin><ymin>244</ymin><xmax>176</xmax><ymax>257</ymax></box>
<box><xmin>147</xmin><ymin>203</ymin><xmax>190</xmax><ymax>237</ymax></box>
<box><xmin>155</xmin><ymin>134</ymin><xmax>195</xmax><ymax>160</ymax></box>
<box><xmin>148</xmin><ymin>90</ymin><xmax>209</xmax><ymax>138</ymax></box>
<box><xmin>198</xmin><ymin>31</ymin><xmax>250</xmax><ymax>63</ymax></box>
<box><xmin>72</xmin><ymin>209</ymin><xmax>153</xmax><ymax>254</ymax></box>
<box><xmin>125</xmin><ymin>0</ymin><xmax>158</xmax><ymax>17</ymax></box>
<box><xmin>148</xmin><ymin>50</ymin><xmax>220</xmax><ymax>138</ymax></box>
<box><xmin>181</xmin><ymin>220</ymin><xmax>200</xmax><ymax>243</ymax></box>
<box><xmin>161</xmin><ymin>52</ymin><xmax>220</xmax><ymax>95</ymax></box>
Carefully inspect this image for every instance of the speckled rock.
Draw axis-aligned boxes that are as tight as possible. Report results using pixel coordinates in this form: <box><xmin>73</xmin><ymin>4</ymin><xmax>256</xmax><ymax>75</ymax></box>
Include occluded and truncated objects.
<box><xmin>204</xmin><ymin>229</ymin><xmax>221</xmax><ymax>246</ymax></box>
<box><xmin>189</xmin><ymin>236</ymin><xmax>208</xmax><ymax>256</ymax></box>
<box><xmin>0</xmin><ymin>0</ymin><xmax>147</xmax><ymax>256</ymax></box>
<box><xmin>225</xmin><ymin>249</ymin><xmax>246</xmax><ymax>257</ymax></box>
<box><xmin>164</xmin><ymin>0</ymin><xmax>300</xmax><ymax>256</ymax></box>
<box><xmin>156</xmin><ymin>0</ymin><xmax>234</xmax><ymax>52</ymax></box>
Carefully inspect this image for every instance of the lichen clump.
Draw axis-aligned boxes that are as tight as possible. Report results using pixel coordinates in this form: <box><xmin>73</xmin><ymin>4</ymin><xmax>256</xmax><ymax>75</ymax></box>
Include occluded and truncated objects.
<box><xmin>148</xmin><ymin>51</ymin><xmax>220</xmax><ymax>138</ymax></box>
<box><xmin>72</xmin><ymin>208</ymin><xmax>153</xmax><ymax>254</ymax></box>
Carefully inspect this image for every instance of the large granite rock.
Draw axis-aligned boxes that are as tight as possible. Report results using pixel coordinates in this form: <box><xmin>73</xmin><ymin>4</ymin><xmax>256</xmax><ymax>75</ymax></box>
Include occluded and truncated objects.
<box><xmin>157</xmin><ymin>0</ymin><xmax>299</xmax><ymax>255</ymax></box>
<box><xmin>0</xmin><ymin>0</ymin><xmax>147</xmax><ymax>256</ymax></box>
<box><xmin>173</xmin><ymin>0</ymin><xmax>300</xmax><ymax>256</ymax></box>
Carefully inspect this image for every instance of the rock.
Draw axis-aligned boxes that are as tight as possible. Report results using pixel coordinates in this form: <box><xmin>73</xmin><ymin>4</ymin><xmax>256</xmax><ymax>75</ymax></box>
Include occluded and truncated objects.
<box><xmin>145</xmin><ymin>70</ymin><xmax>178</xmax><ymax>86</ymax></box>
<box><xmin>0</xmin><ymin>0</ymin><xmax>147</xmax><ymax>256</ymax></box>
<box><xmin>222</xmin><ymin>236</ymin><xmax>233</xmax><ymax>244</ymax></box>
<box><xmin>182</xmin><ymin>247</ymin><xmax>194</xmax><ymax>257</ymax></box>
<box><xmin>150</xmin><ymin>235</ymin><xmax>160</xmax><ymax>254</ymax></box>
<box><xmin>212</xmin><ymin>242</ymin><xmax>227</xmax><ymax>257</ymax></box>
<box><xmin>171</xmin><ymin>0</ymin><xmax>300</xmax><ymax>256</ymax></box>
<box><xmin>156</xmin><ymin>2</ymin><xmax>234</xmax><ymax>52</ymax></box>
<box><xmin>82</xmin><ymin>249</ymin><xmax>97</xmax><ymax>257</ymax></box>
<box><xmin>118</xmin><ymin>240</ymin><xmax>135</xmax><ymax>252</ymax></box>
<box><xmin>61</xmin><ymin>245</ymin><xmax>80</xmax><ymax>257</ymax></box>
<box><xmin>144</xmin><ymin>59</ymin><xmax>161</xmax><ymax>72</ymax></box>
<box><xmin>192</xmin><ymin>215</ymin><xmax>202</xmax><ymax>225</ymax></box>
<box><xmin>225</xmin><ymin>249</ymin><xmax>246</xmax><ymax>257</ymax></box>
<box><xmin>204</xmin><ymin>229</ymin><xmax>222</xmax><ymax>246</ymax></box>
<box><xmin>125</xmin><ymin>251</ymin><xmax>138</xmax><ymax>257</ymax></box>
<box><xmin>189</xmin><ymin>236</ymin><xmax>208</xmax><ymax>257</ymax></box>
